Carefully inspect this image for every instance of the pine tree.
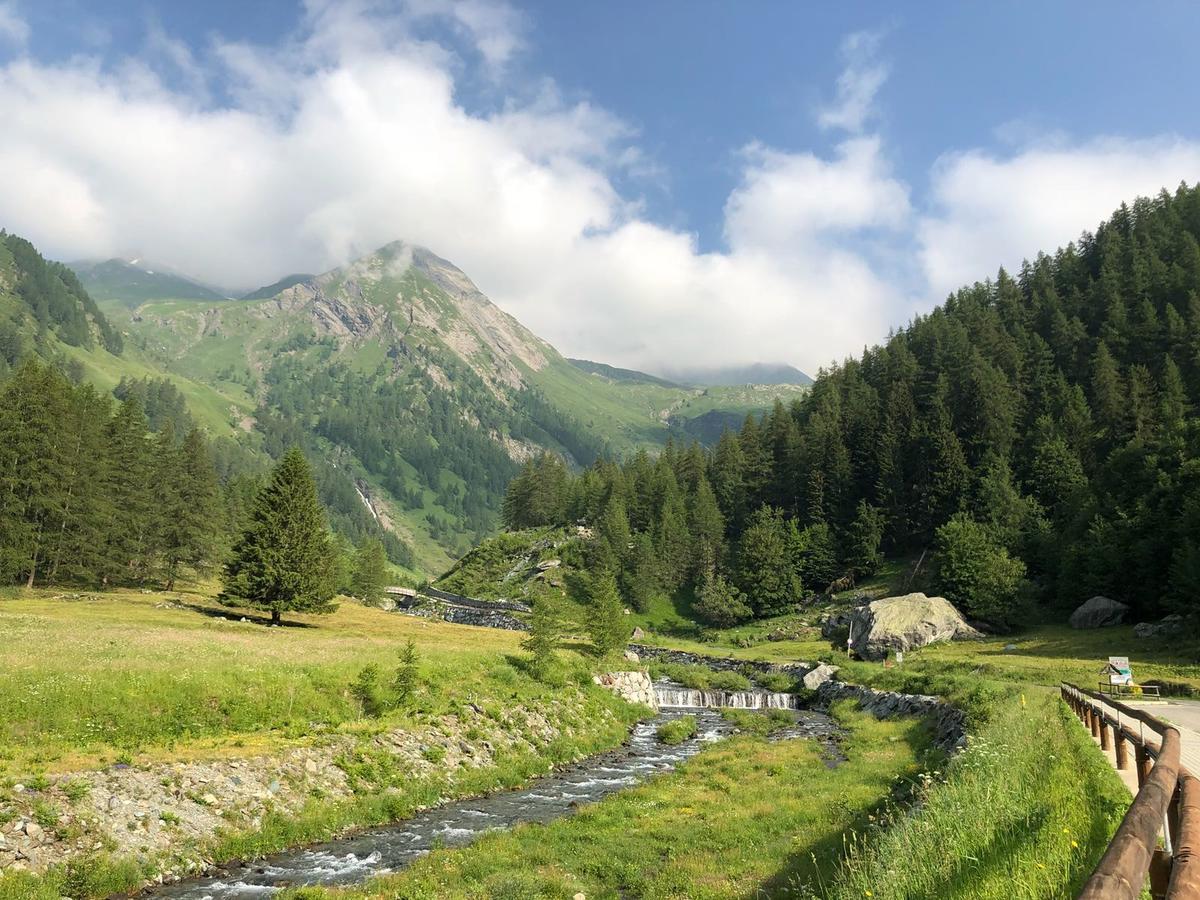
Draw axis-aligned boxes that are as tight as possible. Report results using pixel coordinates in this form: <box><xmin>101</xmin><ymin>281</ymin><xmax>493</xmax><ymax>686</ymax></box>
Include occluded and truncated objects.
<box><xmin>522</xmin><ymin>590</ymin><xmax>567</xmax><ymax>678</ymax></box>
<box><xmin>221</xmin><ymin>448</ymin><xmax>338</xmax><ymax>625</ymax></box>
<box><xmin>687</xmin><ymin>475</ymin><xmax>725</xmax><ymax>576</ymax></box>
<box><xmin>735</xmin><ymin>506</ymin><xmax>801</xmax><ymax>617</ymax></box>
<box><xmin>693</xmin><ymin>570</ymin><xmax>752</xmax><ymax>628</ymax></box>
<box><xmin>158</xmin><ymin>428</ymin><xmax>222</xmax><ymax>590</ymax></box>
<box><xmin>620</xmin><ymin>532</ymin><xmax>659</xmax><ymax>613</ymax></box>
<box><xmin>586</xmin><ymin>570</ymin><xmax>628</xmax><ymax>655</ymax></box>
<box><xmin>0</xmin><ymin>361</ymin><xmax>73</xmax><ymax>586</ymax></box>
<box><xmin>351</xmin><ymin>538</ymin><xmax>389</xmax><ymax>605</ymax></box>
<box><xmin>393</xmin><ymin>639</ymin><xmax>420</xmax><ymax>706</ymax></box>
<box><xmin>709</xmin><ymin>429</ymin><xmax>746</xmax><ymax>533</ymax></box>
<box><xmin>653</xmin><ymin>477</ymin><xmax>691</xmax><ymax>591</ymax></box>
<box><xmin>846</xmin><ymin>501</ymin><xmax>885</xmax><ymax>577</ymax></box>
<box><xmin>103</xmin><ymin>397</ymin><xmax>155</xmax><ymax>583</ymax></box>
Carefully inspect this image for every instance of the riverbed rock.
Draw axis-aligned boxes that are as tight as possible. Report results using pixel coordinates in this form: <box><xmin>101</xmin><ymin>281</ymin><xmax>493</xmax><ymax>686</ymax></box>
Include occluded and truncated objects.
<box><xmin>844</xmin><ymin>593</ymin><xmax>980</xmax><ymax>661</ymax></box>
<box><xmin>1069</xmin><ymin>595</ymin><xmax>1129</xmax><ymax>629</ymax></box>
<box><xmin>622</xmin><ymin>649</ymin><xmax>640</xmax><ymax>662</ymax></box>
<box><xmin>802</xmin><ymin>663</ymin><xmax>839</xmax><ymax>690</ymax></box>
<box><xmin>592</xmin><ymin>671</ymin><xmax>656</xmax><ymax>709</ymax></box>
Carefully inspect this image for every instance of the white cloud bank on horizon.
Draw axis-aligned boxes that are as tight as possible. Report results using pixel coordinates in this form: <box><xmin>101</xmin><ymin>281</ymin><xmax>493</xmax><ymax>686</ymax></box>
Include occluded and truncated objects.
<box><xmin>0</xmin><ymin>4</ymin><xmax>1197</xmax><ymax>374</ymax></box>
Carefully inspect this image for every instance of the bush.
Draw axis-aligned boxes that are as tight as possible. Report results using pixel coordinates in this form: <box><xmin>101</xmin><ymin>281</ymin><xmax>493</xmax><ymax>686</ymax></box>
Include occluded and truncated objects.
<box><xmin>753</xmin><ymin>672</ymin><xmax>799</xmax><ymax>693</ymax></box>
<box><xmin>707</xmin><ymin>671</ymin><xmax>752</xmax><ymax>692</ymax></box>
<box><xmin>933</xmin><ymin>514</ymin><xmax>1029</xmax><ymax>626</ymax></box>
<box><xmin>656</xmin><ymin>715</ymin><xmax>698</xmax><ymax>745</ymax></box>
<box><xmin>350</xmin><ymin>664</ymin><xmax>384</xmax><ymax>717</ymax></box>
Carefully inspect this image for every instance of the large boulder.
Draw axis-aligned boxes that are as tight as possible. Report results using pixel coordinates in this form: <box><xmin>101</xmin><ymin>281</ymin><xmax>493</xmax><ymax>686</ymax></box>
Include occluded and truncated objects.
<box><xmin>845</xmin><ymin>593</ymin><xmax>981</xmax><ymax>661</ymax></box>
<box><xmin>1069</xmin><ymin>596</ymin><xmax>1129</xmax><ymax>629</ymax></box>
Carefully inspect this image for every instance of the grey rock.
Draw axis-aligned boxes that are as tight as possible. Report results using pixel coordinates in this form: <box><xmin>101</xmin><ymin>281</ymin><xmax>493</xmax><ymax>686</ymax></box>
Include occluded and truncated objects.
<box><xmin>631</xmin><ymin>627</ymin><xmax>645</xmax><ymax>640</ymax></box>
<box><xmin>1069</xmin><ymin>595</ymin><xmax>1129</xmax><ymax>629</ymax></box>
<box><xmin>1134</xmin><ymin>613</ymin><xmax>1185</xmax><ymax>639</ymax></box>
<box><xmin>622</xmin><ymin>649</ymin><xmax>640</xmax><ymax>662</ymax></box>
<box><xmin>843</xmin><ymin>593</ymin><xmax>980</xmax><ymax>661</ymax></box>
<box><xmin>802</xmin><ymin>663</ymin><xmax>839</xmax><ymax>691</ymax></box>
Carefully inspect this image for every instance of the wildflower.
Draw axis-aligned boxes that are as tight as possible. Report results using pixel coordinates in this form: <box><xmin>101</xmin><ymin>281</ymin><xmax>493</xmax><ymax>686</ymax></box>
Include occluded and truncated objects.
<box><xmin>1071</xmin><ymin>840</ymin><xmax>1079</xmax><ymax>848</ymax></box>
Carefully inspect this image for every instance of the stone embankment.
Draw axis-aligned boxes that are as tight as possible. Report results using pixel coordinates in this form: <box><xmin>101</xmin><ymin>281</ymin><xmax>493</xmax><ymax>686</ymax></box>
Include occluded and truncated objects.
<box><xmin>628</xmin><ymin>644</ymin><xmax>811</xmax><ymax>676</ymax></box>
<box><xmin>0</xmin><ymin>695</ymin><xmax>617</xmax><ymax>884</ymax></box>
<box><xmin>815</xmin><ymin>681</ymin><xmax>966</xmax><ymax>752</ymax></box>
<box><xmin>592</xmin><ymin>671</ymin><xmax>657</xmax><ymax>708</ymax></box>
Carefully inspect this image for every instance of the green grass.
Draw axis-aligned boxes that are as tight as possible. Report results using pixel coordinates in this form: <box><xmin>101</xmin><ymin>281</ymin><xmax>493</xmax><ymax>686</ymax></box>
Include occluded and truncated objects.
<box><xmin>0</xmin><ymin>584</ymin><xmax>604</xmax><ymax>776</ymax></box>
<box><xmin>282</xmin><ymin>703</ymin><xmax>930</xmax><ymax>899</ymax></box>
<box><xmin>655</xmin><ymin>715</ymin><xmax>698</xmax><ymax>745</ymax></box>
<box><xmin>822</xmin><ymin>690</ymin><xmax>1129</xmax><ymax>899</ymax></box>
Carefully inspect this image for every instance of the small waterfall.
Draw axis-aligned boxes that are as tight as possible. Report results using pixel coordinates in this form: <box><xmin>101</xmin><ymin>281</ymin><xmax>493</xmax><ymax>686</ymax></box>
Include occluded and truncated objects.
<box><xmin>654</xmin><ymin>685</ymin><xmax>801</xmax><ymax>710</ymax></box>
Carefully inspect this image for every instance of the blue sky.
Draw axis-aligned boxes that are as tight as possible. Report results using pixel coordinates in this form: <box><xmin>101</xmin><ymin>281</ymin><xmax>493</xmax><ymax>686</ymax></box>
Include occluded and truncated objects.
<box><xmin>1</xmin><ymin>1</ymin><xmax>1199</xmax><ymax>372</ymax></box>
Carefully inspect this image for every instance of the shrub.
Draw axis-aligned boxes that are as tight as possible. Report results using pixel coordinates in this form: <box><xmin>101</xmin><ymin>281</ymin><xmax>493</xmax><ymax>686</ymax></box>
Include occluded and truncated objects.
<box><xmin>707</xmin><ymin>671</ymin><xmax>752</xmax><ymax>692</ymax></box>
<box><xmin>656</xmin><ymin>715</ymin><xmax>698</xmax><ymax>745</ymax></box>
<box><xmin>351</xmin><ymin>665</ymin><xmax>384</xmax><ymax>717</ymax></box>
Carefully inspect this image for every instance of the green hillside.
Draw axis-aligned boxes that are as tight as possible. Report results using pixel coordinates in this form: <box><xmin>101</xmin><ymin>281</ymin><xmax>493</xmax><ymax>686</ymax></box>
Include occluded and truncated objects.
<box><xmin>81</xmin><ymin>241</ymin><xmax>805</xmax><ymax>573</ymax></box>
<box><xmin>72</xmin><ymin>258</ymin><xmax>227</xmax><ymax>306</ymax></box>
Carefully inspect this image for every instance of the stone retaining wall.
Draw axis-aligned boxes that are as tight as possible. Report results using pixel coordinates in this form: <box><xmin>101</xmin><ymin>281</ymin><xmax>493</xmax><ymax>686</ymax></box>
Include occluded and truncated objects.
<box><xmin>629</xmin><ymin>644</ymin><xmax>810</xmax><ymax>676</ymax></box>
<box><xmin>815</xmin><ymin>680</ymin><xmax>966</xmax><ymax>752</ymax></box>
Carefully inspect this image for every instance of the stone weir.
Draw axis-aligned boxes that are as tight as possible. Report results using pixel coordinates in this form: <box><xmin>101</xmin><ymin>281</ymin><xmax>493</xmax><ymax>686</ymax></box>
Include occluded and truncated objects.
<box><xmin>654</xmin><ymin>684</ymin><xmax>803</xmax><ymax>710</ymax></box>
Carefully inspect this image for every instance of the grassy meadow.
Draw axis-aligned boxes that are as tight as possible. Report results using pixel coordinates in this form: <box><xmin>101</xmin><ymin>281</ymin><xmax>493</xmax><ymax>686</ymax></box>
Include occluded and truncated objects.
<box><xmin>0</xmin><ymin>584</ymin><xmax>607</xmax><ymax>777</ymax></box>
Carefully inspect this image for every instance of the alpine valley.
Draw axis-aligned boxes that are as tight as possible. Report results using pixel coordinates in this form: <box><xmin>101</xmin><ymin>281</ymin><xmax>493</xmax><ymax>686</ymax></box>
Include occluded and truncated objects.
<box><xmin>0</xmin><ymin>233</ymin><xmax>808</xmax><ymax>574</ymax></box>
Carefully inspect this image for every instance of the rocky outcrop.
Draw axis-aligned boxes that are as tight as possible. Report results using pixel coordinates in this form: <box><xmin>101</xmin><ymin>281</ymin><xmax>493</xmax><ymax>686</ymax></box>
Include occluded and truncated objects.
<box><xmin>843</xmin><ymin>593</ymin><xmax>980</xmax><ymax>661</ymax></box>
<box><xmin>1069</xmin><ymin>595</ymin><xmax>1129</xmax><ymax>629</ymax></box>
<box><xmin>1134</xmin><ymin>613</ymin><xmax>1186</xmax><ymax>639</ymax></box>
<box><xmin>593</xmin><ymin>671</ymin><xmax>657</xmax><ymax>709</ymax></box>
<box><xmin>816</xmin><ymin>681</ymin><xmax>966</xmax><ymax>753</ymax></box>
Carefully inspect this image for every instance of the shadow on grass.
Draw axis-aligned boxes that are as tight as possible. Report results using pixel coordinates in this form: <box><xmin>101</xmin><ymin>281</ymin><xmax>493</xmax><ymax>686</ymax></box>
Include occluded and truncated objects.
<box><xmin>751</xmin><ymin>716</ymin><xmax>937</xmax><ymax>898</ymax></box>
<box><xmin>180</xmin><ymin>602</ymin><xmax>319</xmax><ymax>629</ymax></box>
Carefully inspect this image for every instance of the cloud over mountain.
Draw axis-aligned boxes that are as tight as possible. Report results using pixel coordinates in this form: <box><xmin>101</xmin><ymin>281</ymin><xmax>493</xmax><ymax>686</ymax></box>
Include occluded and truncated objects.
<box><xmin>0</xmin><ymin>3</ymin><xmax>1196</xmax><ymax>373</ymax></box>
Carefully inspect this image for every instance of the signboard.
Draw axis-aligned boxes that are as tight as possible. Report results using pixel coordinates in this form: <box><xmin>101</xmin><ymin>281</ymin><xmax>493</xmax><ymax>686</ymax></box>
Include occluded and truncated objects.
<box><xmin>1107</xmin><ymin>656</ymin><xmax>1133</xmax><ymax>686</ymax></box>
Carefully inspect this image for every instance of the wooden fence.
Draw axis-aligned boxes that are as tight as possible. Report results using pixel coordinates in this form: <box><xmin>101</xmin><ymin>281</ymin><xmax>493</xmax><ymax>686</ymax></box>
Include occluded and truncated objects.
<box><xmin>1062</xmin><ymin>683</ymin><xmax>1200</xmax><ymax>898</ymax></box>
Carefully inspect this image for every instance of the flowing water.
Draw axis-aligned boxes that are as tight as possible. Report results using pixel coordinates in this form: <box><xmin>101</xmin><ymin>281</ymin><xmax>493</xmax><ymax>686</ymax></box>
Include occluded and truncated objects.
<box><xmin>653</xmin><ymin>685</ymin><xmax>802</xmax><ymax>709</ymax></box>
<box><xmin>147</xmin><ymin>705</ymin><xmax>836</xmax><ymax>899</ymax></box>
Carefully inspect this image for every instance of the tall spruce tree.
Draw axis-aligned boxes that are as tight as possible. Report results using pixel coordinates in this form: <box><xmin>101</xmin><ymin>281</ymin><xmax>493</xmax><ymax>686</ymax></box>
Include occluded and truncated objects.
<box><xmin>221</xmin><ymin>448</ymin><xmax>337</xmax><ymax>625</ymax></box>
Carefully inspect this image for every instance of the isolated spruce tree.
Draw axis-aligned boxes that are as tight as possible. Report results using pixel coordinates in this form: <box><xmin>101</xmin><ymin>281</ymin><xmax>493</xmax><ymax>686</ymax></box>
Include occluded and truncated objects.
<box><xmin>221</xmin><ymin>448</ymin><xmax>337</xmax><ymax>625</ymax></box>
<box><xmin>586</xmin><ymin>570</ymin><xmax>628</xmax><ymax>655</ymax></box>
<box><xmin>351</xmin><ymin>537</ymin><xmax>388</xmax><ymax>605</ymax></box>
<box><xmin>522</xmin><ymin>590</ymin><xmax>568</xmax><ymax>677</ymax></box>
<box><xmin>393</xmin><ymin>639</ymin><xmax>420</xmax><ymax>706</ymax></box>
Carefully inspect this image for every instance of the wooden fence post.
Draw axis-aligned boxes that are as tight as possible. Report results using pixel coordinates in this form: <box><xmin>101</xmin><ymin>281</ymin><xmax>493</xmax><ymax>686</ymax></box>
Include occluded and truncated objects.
<box><xmin>1100</xmin><ymin>718</ymin><xmax>1112</xmax><ymax>751</ymax></box>
<box><xmin>1137</xmin><ymin>744</ymin><xmax>1152</xmax><ymax>788</ymax></box>
<box><xmin>1116</xmin><ymin>731</ymin><xmax>1129</xmax><ymax>770</ymax></box>
<box><xmin>1091</xmin><ymin>706</ymin><xmax>1101</xmax><ymax>739</ymax></box>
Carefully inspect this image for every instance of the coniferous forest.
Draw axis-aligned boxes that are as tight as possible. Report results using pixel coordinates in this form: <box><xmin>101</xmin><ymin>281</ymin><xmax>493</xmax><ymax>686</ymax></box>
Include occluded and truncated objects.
<box><xmin>503</xmin><ymin>184</ymin><xmax>1200</xmax><ymax>626</ymax></box>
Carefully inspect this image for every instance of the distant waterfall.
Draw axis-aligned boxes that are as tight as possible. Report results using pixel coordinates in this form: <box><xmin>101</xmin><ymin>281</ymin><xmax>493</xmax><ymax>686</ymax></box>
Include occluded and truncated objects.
<box><xmin>653</xmin><ymin>686</ymin><xmax>802</xmax><ymax>710</ymax></box>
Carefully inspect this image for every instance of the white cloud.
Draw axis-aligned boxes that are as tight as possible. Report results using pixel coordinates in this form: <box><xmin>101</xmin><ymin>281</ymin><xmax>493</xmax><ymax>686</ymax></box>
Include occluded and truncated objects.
<box><xmin>0</xmin><ymin>2</ymin><xmax>28</xmax><ymax>47</ymax></box>
<box><xmin>0</xmin><ymin>7</ymin><xmax>915</xmax><ymax>373</ymax></box>
<box><xmin>918</xmin><ymin>136</ymin><xmax>1200</xmax><ymax>298</ymax></box>
<box><xmin>0</xmin><ymin>10</ymin><xmax>1196</xmax><ymax>375</ymax></box>
<box><xmin>817</xmin><ymin>29</ymin><xmax>888</xmax><ymax>133</ymax></box>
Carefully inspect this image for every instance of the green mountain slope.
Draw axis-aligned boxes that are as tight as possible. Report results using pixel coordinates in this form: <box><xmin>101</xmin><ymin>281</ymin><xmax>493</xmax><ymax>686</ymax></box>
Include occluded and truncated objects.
<box><xmin>72</xmin><ymin>258</ymin><xmax>228</xmax><ymax>306</ymax></box>
<box><xmin>18</xmin><ymin>237</ymin><xmax>806</xmax><ymax>575</ymax></box>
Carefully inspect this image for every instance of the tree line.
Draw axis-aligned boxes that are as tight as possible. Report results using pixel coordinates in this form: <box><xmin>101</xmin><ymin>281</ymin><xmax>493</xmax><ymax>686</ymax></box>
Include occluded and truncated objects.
<box><xmin>0</xmin><ymin>359</ymin><xmax>397</xmax><ymax>604</ymax></box>
<box><xmin>503</xmin><ymin>183</ymin><xmax>1200</xmax><ymax>626</ymax></box>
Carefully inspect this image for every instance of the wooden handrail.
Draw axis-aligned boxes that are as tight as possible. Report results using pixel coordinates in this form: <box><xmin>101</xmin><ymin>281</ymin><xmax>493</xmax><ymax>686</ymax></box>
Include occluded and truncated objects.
<box><xmin>1062</xmin><ymin>682</ymin><xmax>1200</xmax><ymax>899</ymax></box>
